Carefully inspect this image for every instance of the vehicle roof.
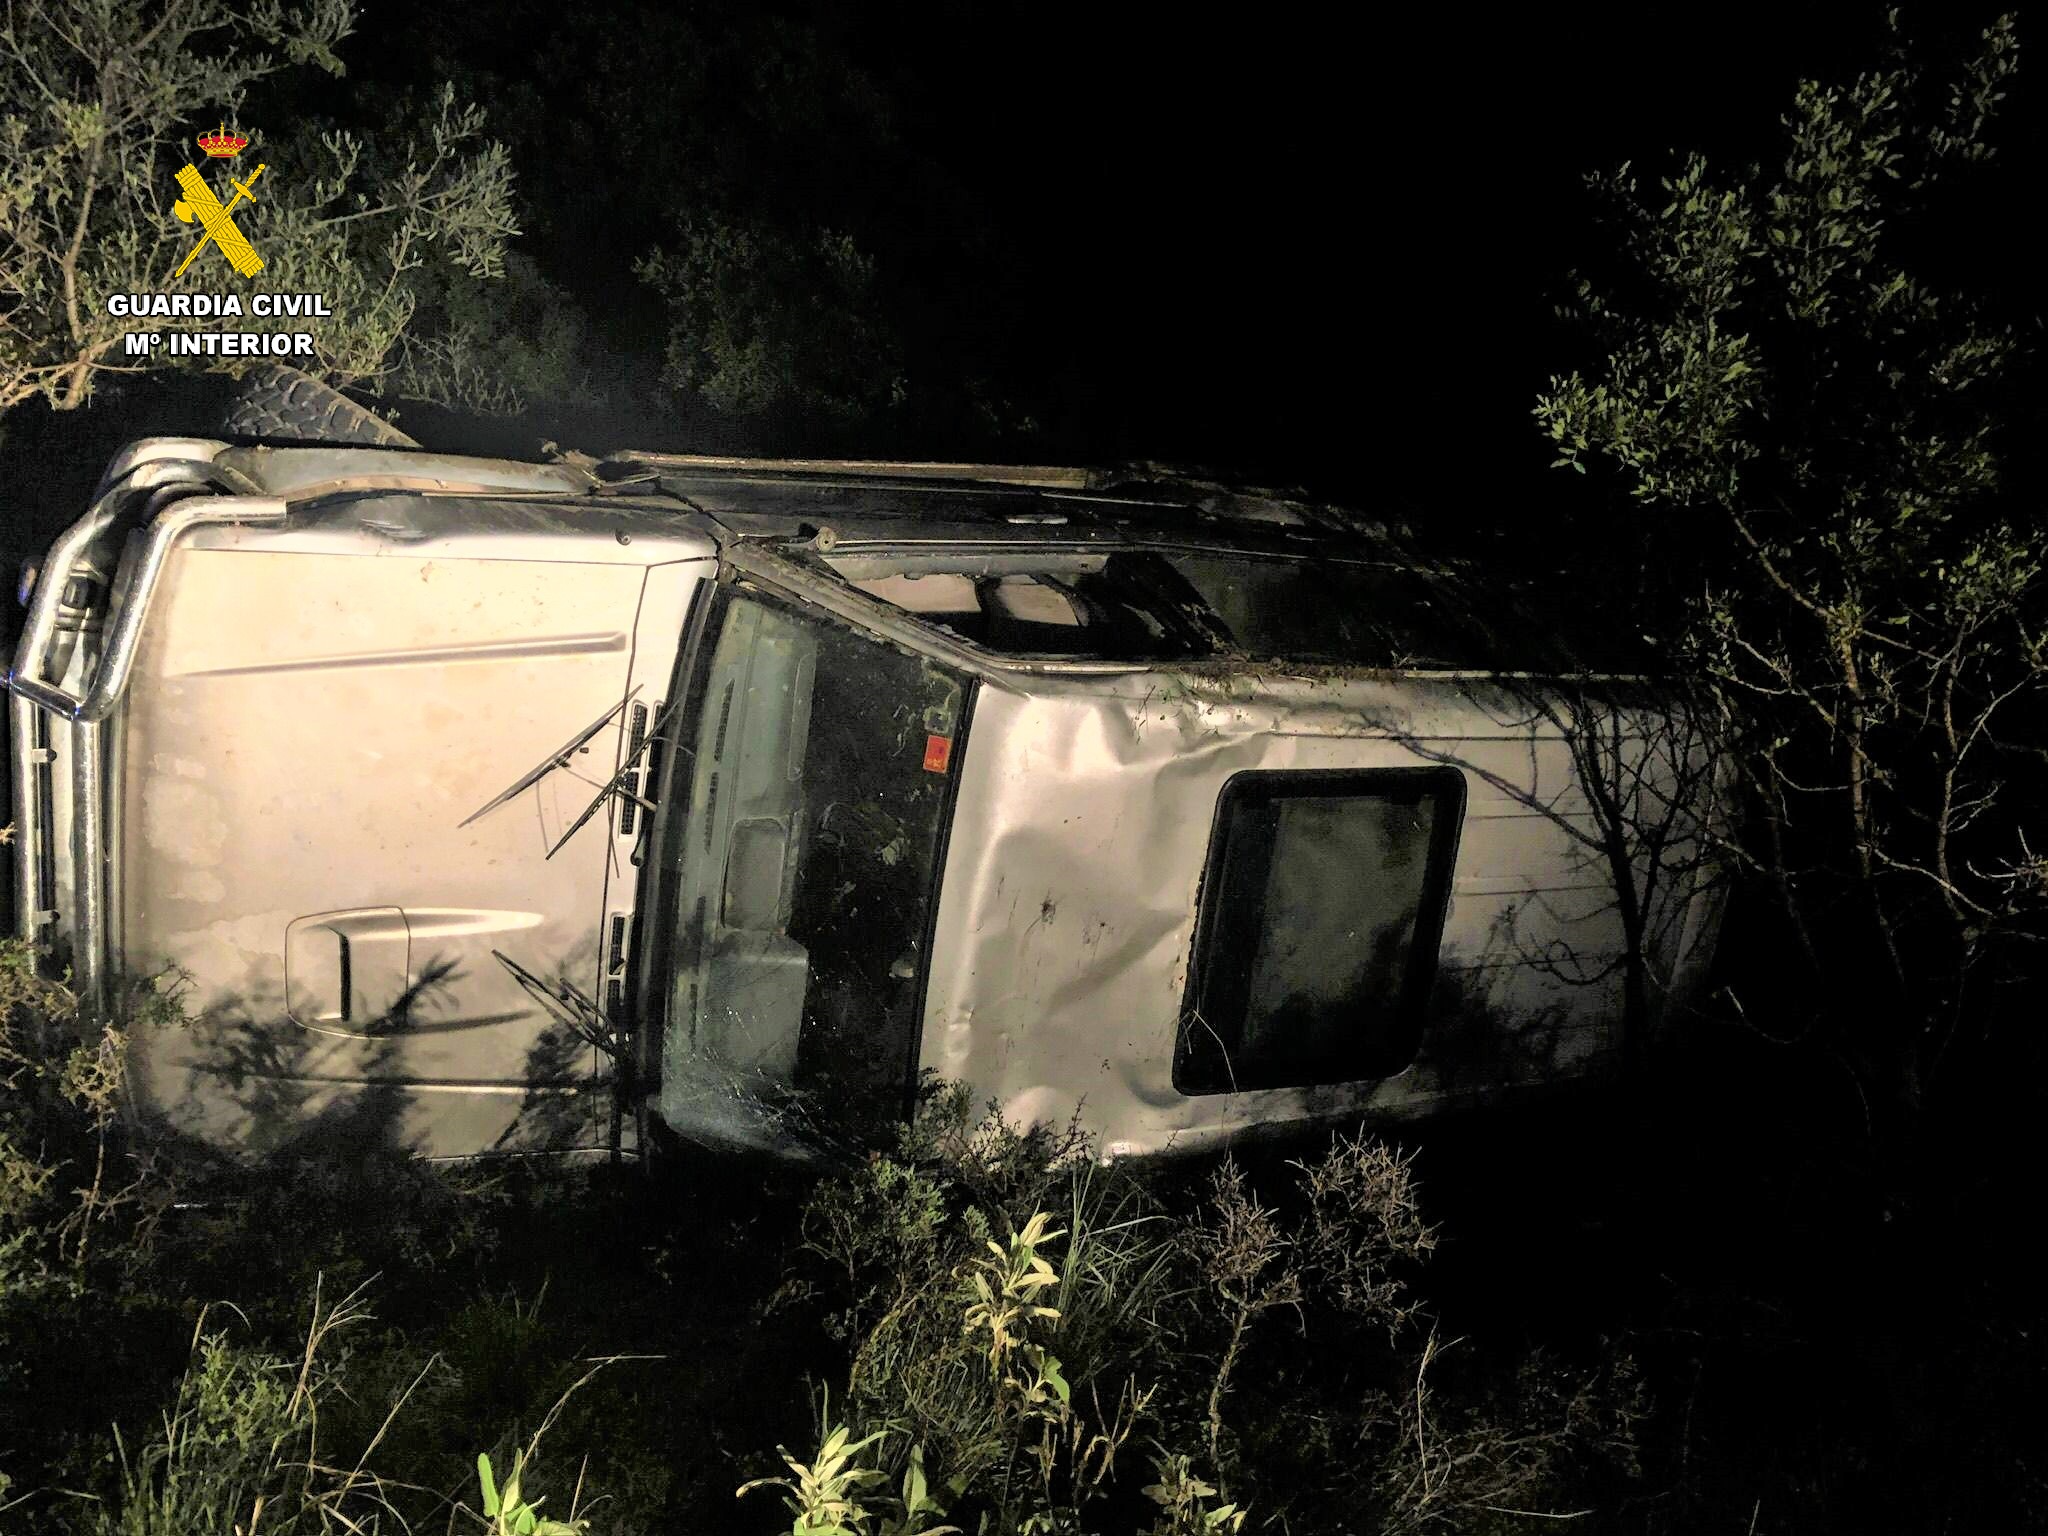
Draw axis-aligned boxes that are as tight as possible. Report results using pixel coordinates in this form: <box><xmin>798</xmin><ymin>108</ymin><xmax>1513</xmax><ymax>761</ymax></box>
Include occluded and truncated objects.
<box><xmin>171</xmin><ymin>438</ymin><xmax>1649</xmax><ymax>680</ymax></box>
<box><xmin>199</xmin><ymin>439</ymin><xmax>1385</xmax><ymax>555</ymax></box>
<box><xmin>599</xmin><ymin>450</ymin><xmax>1375</xmax><ymax>535</ymax></box>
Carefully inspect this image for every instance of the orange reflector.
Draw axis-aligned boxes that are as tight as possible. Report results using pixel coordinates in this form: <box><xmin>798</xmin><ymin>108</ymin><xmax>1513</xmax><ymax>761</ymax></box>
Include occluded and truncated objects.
<box><xmin>923</xmin><ymin>734</ymin><xmax>953</xmax><ymax>773</ymax></box>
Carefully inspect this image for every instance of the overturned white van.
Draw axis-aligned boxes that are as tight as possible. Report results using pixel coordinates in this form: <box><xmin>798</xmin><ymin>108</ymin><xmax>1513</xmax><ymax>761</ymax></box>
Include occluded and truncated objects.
<box><xmin>8</xmin><ymin>437</ymin><xmax>1726</xmax><ymax>1162</ymax></box>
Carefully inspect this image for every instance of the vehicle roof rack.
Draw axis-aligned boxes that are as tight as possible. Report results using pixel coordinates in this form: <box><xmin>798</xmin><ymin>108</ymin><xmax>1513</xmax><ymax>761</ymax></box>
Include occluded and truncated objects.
<box><xmin>592</xmin><ymin>451</ymin><xmax>1386</xmax><ymax>538</ymax></box>
<box><xmin>594</xmin><ymin>450</ymin><xmax>1094</xmax><ymax>490</ymax></box>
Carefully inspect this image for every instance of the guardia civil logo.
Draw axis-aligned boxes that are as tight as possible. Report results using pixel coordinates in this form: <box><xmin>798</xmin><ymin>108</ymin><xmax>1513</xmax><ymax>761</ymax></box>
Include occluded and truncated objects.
<box><xmin>103</xmin><ymin>124</ymin><xmax>329</xmax><ymax>359</ymax></box>
<box><xmin>173</xmin><ymin>125</ymin><xmax>266</xmax><ymax>278</ymax></box>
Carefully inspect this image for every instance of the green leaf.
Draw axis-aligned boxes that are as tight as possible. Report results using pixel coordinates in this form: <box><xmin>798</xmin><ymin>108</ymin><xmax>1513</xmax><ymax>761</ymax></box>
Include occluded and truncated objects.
<box><xmin>1042</xmin><ymin>1357</ymin><xmax>1071</xmax><ymax>1406</ymax></box>
<box><xmin>902</xmin><ymin>1443</ymin><xmax>930</xmax><ymax>1511</ymax></box>
<box><xmin>478</xmin><ymin>1452</ymin><xmax>502</xmax><ymax>1517</ymax></box>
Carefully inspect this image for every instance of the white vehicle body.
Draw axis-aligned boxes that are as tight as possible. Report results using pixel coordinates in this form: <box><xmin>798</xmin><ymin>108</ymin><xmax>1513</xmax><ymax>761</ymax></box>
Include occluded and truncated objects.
<box><xmin>8</xmin><ymin>439</ymin><xmax>1726</xmax><ymax>1162</ymax></box>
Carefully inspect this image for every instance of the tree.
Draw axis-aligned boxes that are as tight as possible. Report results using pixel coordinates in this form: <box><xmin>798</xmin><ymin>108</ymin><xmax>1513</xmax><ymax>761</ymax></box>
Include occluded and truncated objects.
<box><xmin>624</xmin><ymin>4</ymin><xmax>914</xmax><ymax>426</ymax></box>
<box><xmin>0</xmin><ymin>0</ymin><xmax>516</xmax><ymax>414</ymax></box>
<box><xmin>1535</xmin><ymin>14</ymin><xmax>2046</xmax><ymax>1152</ymax></box>
<box><xmin>386</xmin><ymin>248</ymin><xmax>605</xmax><ymax>416</ymax></box>
<box><xmin>637</xmin><ymin>215</ymin><xmax>903</xmax><ymax>421</ymax></box>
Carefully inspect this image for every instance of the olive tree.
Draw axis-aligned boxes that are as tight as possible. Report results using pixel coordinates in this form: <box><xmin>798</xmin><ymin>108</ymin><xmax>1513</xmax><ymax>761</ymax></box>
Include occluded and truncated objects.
<box><xmin>637</xmin><ymin>215</ymin><xmax>903</xmax><ymax>421</ymax></box>
<box><xmin>0</xmin><ymin>0</ymin><xmax>516</xmax><ymax>413</ymax></box>
<box><xmin>1535</xmin><ymin>15</ymin><xmax>2045</xmax><ymax>1145</ymax></box>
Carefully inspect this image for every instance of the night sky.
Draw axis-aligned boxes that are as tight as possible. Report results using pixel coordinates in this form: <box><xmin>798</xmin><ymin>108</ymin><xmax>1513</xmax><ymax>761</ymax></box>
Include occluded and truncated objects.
<box><xmin>4</xmin><ymin>4</ymin><xmax>2041</xmax><ymax>546</ymax></box>
<box><xmin>363</xmin><ymin>2</ymin><xmax>2042</xmax><ymax>507</ymax></box>
<box><xmin>954</xmin><ymin>5</ymin><xmax>2041</xmax><ymax>508</ymax></box>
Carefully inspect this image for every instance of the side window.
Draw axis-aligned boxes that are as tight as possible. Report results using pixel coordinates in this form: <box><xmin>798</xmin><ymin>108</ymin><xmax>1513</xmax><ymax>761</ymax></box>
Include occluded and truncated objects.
<box><xmin>1176</xmin><ymin>768</ymin><xmax>1465</xmax><ymax>1095</ymax></box>
<box><xmin>823</xmin><ymin>553</ymin><xmax>1210</xmax><ymax>660</ymax></box>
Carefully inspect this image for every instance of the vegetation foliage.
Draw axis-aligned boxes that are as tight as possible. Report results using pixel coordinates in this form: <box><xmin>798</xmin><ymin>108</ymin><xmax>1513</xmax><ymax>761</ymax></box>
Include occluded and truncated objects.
<box><xmin>1535</xmin><ymin>12</ymin><xmax>2046</xmax><ymax>1160</ymax></box>
<box><xmin>0</xmin><ymin>0</ymin><xmax>517</xmax><ymax>413</ymax></box>
<box><xmin>0</xmin><ymin>948</ymin><xmax>1670</xmax><ymax>1533</ymax></box>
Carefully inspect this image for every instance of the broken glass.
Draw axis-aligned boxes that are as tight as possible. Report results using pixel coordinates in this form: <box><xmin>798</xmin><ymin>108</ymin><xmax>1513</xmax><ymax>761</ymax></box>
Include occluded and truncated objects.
<box><xmin>655</xmin><ymin>589</ymin><xmax>966</xmax><ymax>1154</ymax></box>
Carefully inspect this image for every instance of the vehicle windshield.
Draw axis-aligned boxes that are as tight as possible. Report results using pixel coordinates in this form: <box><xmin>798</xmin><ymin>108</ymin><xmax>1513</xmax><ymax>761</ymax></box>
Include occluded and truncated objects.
<box><xmin>655</xmin><ymin>588</ymin><xmax>966</xmax><ymax>1154</ymax></box>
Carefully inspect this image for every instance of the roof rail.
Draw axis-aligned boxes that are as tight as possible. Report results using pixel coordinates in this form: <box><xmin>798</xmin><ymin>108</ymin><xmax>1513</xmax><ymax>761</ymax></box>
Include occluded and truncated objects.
<box><xmin>594</xmin><ymin>450</ymin><xmax>1389</xmax><ymax>537</ymax></box>
<box><xmin>597</xmin><ymin>450</ymin><xmax>1094</xmax><ymax>490</ymax></box>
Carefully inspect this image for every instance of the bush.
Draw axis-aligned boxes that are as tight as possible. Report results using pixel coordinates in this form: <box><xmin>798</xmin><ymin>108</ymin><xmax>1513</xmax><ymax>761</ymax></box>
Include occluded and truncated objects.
<box><xmin>0</xmin><ymin>932</ymin><xmax>1814</xmax><ymax>1532</ymax></box>
<box><xmin>748</xmin><ymin>1092</ymin><xmax>1646</xmax><ymax>1536</ymax></box>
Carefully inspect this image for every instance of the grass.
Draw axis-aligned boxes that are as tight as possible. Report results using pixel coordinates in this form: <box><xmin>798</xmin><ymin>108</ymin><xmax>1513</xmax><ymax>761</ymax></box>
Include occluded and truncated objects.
<box><xmin>3</xmin><ymin>940</ymin><xmax>2046</xmax><ymax>1532</ymax></box>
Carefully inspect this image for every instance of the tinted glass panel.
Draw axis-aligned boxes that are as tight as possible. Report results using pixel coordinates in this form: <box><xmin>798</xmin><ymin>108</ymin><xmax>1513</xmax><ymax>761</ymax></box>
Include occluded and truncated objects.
<box><xmin>1177</xmin><ymin>768</ymin><xmax>1464</xmax><ymax>1094</ymax></box>
<box><xmin>826</xmin><ymin>549</ymin><xmax>1652</xmax><ymax>672</ymax></box>
<box><xmin>1164</xmin><ymin>554</ymin><xmax>1479</xmax><ymax>668</ymax></box>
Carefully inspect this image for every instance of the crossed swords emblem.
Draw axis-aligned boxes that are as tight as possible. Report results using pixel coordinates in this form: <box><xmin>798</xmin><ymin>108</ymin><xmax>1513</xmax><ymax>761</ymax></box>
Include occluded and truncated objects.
<box><xmin>172</xmin><ymin>160</ymin><xmax>267</xmax><ymax>278</ymax></box>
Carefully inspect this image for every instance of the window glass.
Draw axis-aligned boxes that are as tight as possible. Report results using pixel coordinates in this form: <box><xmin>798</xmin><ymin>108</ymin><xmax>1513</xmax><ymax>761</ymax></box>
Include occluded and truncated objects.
<box><xmin>828</xmin><ymin>552</ymin><xmax>1210</xmax><ymax>659</ymax></box>
<box><xmin>825</xmin><ymin>548</ymin><xmax>1649</xmax><ymax>672</ymax></box>
<box><xmin>1163</xmin><ymin>554</ymin><xmax>1479</xmax><ymax>668</ymax></box>
<box><xmin>1164</xmin><ymin>552</ymin><xmax>1656</xmax><ymax>673</ymax></box>
<box><xmin>830</xmin><ymin>549</ymin><xmax>1490</xmax><ymax>667</ymax></box>
<box><xmin>658</xmin><ymin>590</ymin><xmax>967</xmax><ymax>1152</ymax></box>
<box><xmin>1177</xmin><ymin>768</ymin><xmax>1464</xmax><ymax>1094</ymax></box>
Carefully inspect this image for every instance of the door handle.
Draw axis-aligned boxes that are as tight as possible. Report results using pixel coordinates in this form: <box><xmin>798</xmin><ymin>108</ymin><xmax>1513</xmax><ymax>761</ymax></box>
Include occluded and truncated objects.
<box><xmin>285</xmin><ymin>908</ymin><xmax>410</xmax><ymax>1030</ymax></box>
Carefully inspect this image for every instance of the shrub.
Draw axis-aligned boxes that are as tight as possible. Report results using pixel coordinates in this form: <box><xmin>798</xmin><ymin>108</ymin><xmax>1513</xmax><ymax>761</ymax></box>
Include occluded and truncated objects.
<box><xmin>0</xmin><ymin>924</ymin><xmax>1659</xmax><ymax>1536</ymax></box>
<box><xmin>759</xmin><ymin>1100</ymin><xmax>1647</xmax><ymax>1535</ymax></box>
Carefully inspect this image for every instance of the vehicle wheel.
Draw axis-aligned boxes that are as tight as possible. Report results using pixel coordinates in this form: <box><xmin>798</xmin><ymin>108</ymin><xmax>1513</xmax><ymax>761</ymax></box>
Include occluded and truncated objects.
<box><xmin>217</xmin><ymin>363</ymin><xmax>419</xmax><ymax>448</ymax></box>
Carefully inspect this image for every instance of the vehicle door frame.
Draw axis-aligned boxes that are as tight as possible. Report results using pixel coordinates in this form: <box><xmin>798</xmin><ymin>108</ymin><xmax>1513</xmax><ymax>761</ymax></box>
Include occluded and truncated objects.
<box><xmin>628</xmin><ymin>558</ymin><xmax>982</xmax><ymax>1156</ymax></box>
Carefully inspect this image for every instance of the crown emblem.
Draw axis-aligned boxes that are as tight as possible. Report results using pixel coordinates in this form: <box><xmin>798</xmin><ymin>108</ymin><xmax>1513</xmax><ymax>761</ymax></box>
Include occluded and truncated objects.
<box><xmin>197</xmin><ymin>124</ymin><xmax>249</xmax><ymax>158</ymax></box>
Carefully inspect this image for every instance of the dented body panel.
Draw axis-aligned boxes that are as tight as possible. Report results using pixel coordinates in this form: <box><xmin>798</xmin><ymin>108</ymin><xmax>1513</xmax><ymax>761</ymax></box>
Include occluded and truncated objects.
<box><xmin>924</xmin><ymin>672</ymin><xmax>1713</xmax><ymax>1157</ymax></box>
<box><xmin>10</xmin><ymin>439</ymin><xmax>1725</xmax><ymax>1163</ymax></box>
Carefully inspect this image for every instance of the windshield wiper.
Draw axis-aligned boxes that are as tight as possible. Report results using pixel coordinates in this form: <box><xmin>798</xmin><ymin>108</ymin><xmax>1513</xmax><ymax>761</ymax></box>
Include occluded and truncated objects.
<box><xmin>458</xmin><ymin>686</ymin><xmax>642</xmax><ymax>830</ymax></box>
<box><xmin>545</xmin><ymin>697</ymin><xmax>684</xmax><ymax>860</ymax></box>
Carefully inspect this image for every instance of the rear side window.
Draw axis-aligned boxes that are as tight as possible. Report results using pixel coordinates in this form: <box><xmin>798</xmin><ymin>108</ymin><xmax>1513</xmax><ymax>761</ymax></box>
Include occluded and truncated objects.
<box><xmin>823</xmin><ymin>552</ymin><xmax>1212</xmax><ymax>660</ymax></box>
<box><xmin>1164</xmin><ymin>554</ymin><xmax>1477</xmax><ymax>668</ymax></box>
<box><xmin>1176</xmin><ymin>768</ymin><xmax>1465</xmax><ymax>1095</ymax></box>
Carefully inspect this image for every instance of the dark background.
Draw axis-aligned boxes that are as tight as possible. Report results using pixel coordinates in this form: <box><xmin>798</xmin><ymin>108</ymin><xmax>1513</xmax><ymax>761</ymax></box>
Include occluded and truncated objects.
<box><xmin>7</xmin><ymin>4</ymin><xmax>2040</xmax><ymax>556</ymax></box>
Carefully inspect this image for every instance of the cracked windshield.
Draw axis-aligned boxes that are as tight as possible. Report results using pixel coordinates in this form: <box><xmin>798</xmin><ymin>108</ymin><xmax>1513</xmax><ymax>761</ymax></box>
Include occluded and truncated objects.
<box><xmin>659</xmin><ymin>591</ymin><xmax>965</xmax><ymax>1151</ymax></box>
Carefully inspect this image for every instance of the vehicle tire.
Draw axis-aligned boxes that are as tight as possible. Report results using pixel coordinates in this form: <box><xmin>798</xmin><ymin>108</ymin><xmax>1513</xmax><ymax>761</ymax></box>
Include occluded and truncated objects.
<box><xmin>217</xmin><ymin>363</ymin><xmax>419</xmax><ymax>448</ymax></box>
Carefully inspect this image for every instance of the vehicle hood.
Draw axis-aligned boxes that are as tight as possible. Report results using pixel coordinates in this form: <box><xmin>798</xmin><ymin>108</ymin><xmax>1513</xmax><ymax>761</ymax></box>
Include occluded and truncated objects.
<box><xmin>113</xmin><ymin>535</ymin><xmax>693</xmax><ymax>1156</ymax></box>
